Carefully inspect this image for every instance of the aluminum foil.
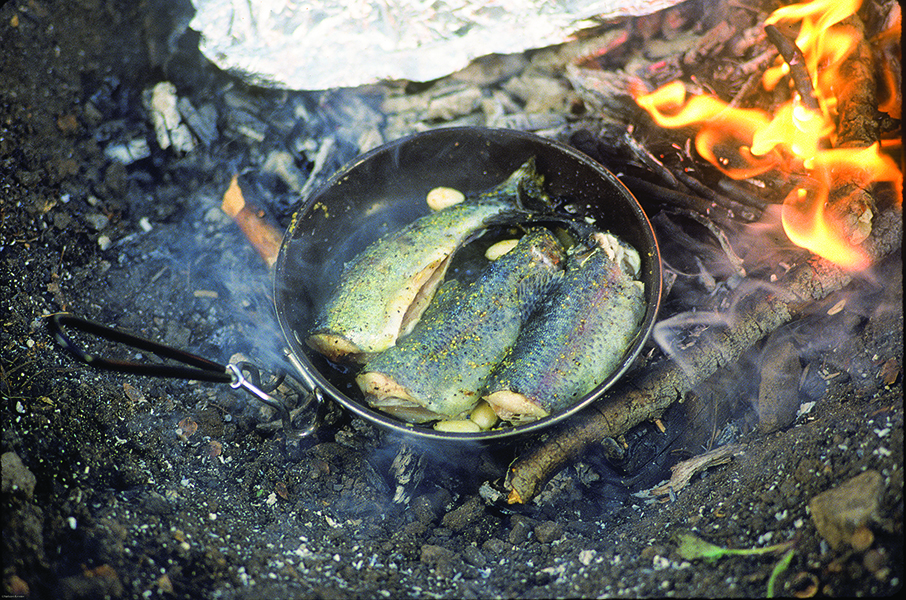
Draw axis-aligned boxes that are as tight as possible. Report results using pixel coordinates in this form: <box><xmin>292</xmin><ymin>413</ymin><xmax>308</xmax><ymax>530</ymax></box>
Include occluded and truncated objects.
<box><xmin>189</xmin><ymin>0</ymin><xmax>687</xmax><ymax>90</ymax></box>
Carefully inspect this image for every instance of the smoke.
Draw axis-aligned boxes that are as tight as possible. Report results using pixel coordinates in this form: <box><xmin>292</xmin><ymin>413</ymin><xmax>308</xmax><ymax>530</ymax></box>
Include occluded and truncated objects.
<box><xmin>648</xmin><ymin>200</ymin><xmax>901</xmax><ymax>446</ymax></box>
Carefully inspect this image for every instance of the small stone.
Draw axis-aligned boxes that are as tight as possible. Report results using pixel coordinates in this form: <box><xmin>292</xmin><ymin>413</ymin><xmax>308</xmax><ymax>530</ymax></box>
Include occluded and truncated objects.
<box><xmin>862</xmin><ymin>548</ymin><xmax>888</xmax><ymax>575</ymax></box>
<box><xmin>462</xmin><ymin>544</ymin><xmax>487</xmax><ymax>568</ymax></box>
<box><xmin>850</xmin><ymin>525</ymin><xmax>875</xmax><ymax>552</ymax></box>
<box><xmin>84</xmin><ymin>212</ymin><xmax>110</xmax><ymax>230</ymax></box>
<box><xmin>420</xmin><ymin>544</ymin><xmax>456</xmax><ymax>569</ymax></box>
<box><xmin>2</xmin><ymin>452</ymin><xmax>37</xmax><ymax>499</ymax></box>
<box><xmin>441</xmin><ymin>495</ymin><xmax>484</xmax><ymax>532</ymax></box>
<box><xmin>534</xmin><ymin>521</ymin><xmax>563</xmax><ymax>544</ymax></box>
<box><xmin>756</xmin><ymin>332</ymin><xmax>803</xmax><ymax>433</ymax></box>
<box><xmin>794</xmin><ymin>458</ymin><xmax>821</xmax><ymax>484</ymax></box>
<box><xmin>809</xmin><ymin>470</ymin><xmax>884</xmax><ymax>550</ymax></box>
<box><xmin>411</xmin><ymin>495</ymin><xmax>437</xmax><ymax>524</ymax></box>
<box><xmin>481</xmin><ymin>538</ymin><xmax>509</xmax><ymax>555</ymax></box>
<box><xmin>507</xmin><ymin>517</ymin><xmax>532</xmax><ymax>545</ymax></box>
<box><xmin>141</xmin><ymin>491</ymin><xmax>172</xmax><ymax>516</ymax></box>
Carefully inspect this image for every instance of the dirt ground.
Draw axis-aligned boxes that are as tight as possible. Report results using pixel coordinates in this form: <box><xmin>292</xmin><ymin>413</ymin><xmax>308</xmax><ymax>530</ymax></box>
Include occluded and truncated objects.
<box><xmin>1</xmin><ymin>1</ymin><xmax>902</xmax><ymax>598</ymax></box>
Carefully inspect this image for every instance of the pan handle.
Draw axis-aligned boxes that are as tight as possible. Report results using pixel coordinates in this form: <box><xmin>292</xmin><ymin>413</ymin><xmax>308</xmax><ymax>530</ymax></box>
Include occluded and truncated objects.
<box><xmin>48</xmin><ymin>314</ymin><xmax>322</xmax><ymax>437</ymax></box>
<box><xmin>49</xmin><ymin>313</ymin><xmax>234</xmax><ymax>382</ymax></box>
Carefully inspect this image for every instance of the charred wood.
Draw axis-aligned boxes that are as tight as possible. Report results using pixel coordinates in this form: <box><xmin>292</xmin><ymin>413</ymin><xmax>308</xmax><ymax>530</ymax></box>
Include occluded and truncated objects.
<box><xmin>619</xmin><ymin>175</ymin><xmax>738</xmax><ymax>227</ymax></box>
<box><xmin>668</xmin><ymin>166</ymin><xmax>761</xmax><ymax>221</ymax></box>
<box><xmin>663</xmin><ymin>207</ymin><xmax>746</xmax><ymax>277</ymax></box>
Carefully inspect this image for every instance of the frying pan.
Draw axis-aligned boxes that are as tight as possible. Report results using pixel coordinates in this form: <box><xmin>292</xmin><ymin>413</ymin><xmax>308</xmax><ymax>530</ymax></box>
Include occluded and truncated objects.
<box><xmin>51</xmin><ymin>127</ymin><xmax>662</xmax><ymax>443</ymax></box>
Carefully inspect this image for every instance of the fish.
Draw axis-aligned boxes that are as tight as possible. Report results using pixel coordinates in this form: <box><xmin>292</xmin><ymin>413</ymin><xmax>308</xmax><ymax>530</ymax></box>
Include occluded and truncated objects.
<box><xmin>356</xmin><ymin>227</ymin><xmax>566</xmax><ymax>423</ymax></box>
<box><xmin>307</xmin><ymin>158</ymin><xmax>552</xmax><ymax>363</ymax></box>
<box><xmin>483</xmin><ymin>232</ymin><xmax>646</xmax><ymax>423</ymax></box>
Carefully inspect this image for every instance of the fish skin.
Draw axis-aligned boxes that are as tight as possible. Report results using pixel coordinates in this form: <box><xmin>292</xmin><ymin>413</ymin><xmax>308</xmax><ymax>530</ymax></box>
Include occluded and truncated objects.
<box><xmin>356</xmin><ymin>228</ymin><xmax>565</xmax><ymax>423</ymax></box>
<box><xmin>483</xmin><ymin>234</ymin><xmax>646</xmax><ymax>423</ymax></box>
<box><xmin>307</xmin><ymin>158</ymin><xmax>550</xmax><ymax>362</ymax></box>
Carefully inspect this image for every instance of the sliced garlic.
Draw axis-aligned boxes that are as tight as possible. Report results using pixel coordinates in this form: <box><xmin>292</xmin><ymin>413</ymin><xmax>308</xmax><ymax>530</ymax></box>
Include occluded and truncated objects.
<box><xmin>426</xmin><ymin>186</ymin><xmax>465</xmax><ymax>211</ymax></box>
<box><xmin>484</xmin><ymin>238</ymin><xmax>519</xmax><ymax>261</ymax></box>
<box><xmin>433</xmin><ymin>419</ymin><xmax>481</xmax><ymax>433</ymax></box>
<box><xmin>469</xmin><ymin>400</ymin><xmax>499</xmax><ymax>430</ymax></box>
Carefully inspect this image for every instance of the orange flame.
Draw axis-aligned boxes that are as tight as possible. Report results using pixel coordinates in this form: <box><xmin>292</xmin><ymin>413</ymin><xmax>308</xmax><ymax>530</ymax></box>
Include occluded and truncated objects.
<box><xmin>633</xmin><ymin>0</ymin><xmax>902</xmax><ymax>270</ymax></box>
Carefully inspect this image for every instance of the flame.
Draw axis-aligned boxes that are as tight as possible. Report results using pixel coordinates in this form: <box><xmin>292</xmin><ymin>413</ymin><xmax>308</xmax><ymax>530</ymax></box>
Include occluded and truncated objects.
<box><xmin>633</xmin><ymin>0</ymin><xmax>902</xmax><ymax>270</ymax></box>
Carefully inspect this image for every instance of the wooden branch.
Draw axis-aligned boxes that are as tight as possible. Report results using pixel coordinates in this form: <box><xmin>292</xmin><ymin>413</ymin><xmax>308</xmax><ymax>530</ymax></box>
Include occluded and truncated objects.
<box><xmin>764</xmin><ymin>24</ymin><xmax>820</xmax><ymax>112</ymax></box>
<box><xmin>503</xmin><ymin>209</ymin><xmax>902</xmax><ymax>504</ymax></box>
<box><xmin>669</xmin><ymin>167</ymin><xmax>761</xmax><ymax>221</ymax></box>
<box><xmin>832</xmin><ymin>15</ymin><xmax>880</xmax><ymax>147</ymax></box>
<box><xmin>221</xmin><ymin>175</ymin><xmax>283</xmax><ymax>268</ymax></box>
<box><xmin>825</xmin><ymin>13</ymin><xmax>883</xmax><ymax>245</ymax></box>
<box><xmin>647</xmin><ymin>443</ymin><xmax>746</xmax><ymax>501</ymax></box>
<box><xmin>619</xmin><ymin>175</ymin><xmax>738</xmax><ymax>227</ymax></box>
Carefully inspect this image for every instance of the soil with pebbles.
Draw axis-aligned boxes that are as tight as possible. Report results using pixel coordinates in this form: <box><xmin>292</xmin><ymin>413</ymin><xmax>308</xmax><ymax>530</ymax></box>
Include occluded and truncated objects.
<box><xmin>2</xmin><ymin>1</ymin><xmax>902</xmax><ymax>598</ymax></box>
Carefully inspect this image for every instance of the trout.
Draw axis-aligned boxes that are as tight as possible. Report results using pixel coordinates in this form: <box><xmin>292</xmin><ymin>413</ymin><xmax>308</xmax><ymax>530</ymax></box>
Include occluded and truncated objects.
<box><xmin>483</xmin><ymin>232</ymin><xmax>646</xmax><ymax>423</ymax></box>
<box><xmin>307</xmin><ymin>158</ymin><xmax>551</xmax><ymax>362</ymax></box>
<box><xmin>356</xmin><ymin>228</ymin><xmax>565</xmax><ymax>423</ymax></box>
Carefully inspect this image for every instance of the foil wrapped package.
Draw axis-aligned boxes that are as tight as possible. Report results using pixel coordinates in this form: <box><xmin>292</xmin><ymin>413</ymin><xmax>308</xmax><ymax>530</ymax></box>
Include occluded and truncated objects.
<box><xmin>189</xmin><ymin>0</ymin><xmax>686</xmax><ymax>90</ymax></box>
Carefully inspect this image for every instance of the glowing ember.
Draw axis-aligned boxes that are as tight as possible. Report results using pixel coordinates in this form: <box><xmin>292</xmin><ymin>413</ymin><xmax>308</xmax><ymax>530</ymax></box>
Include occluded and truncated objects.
<box><xmin>633</xmin><ymin>0</ymin><xmax>902</xmax><ymax>270</ymax></box>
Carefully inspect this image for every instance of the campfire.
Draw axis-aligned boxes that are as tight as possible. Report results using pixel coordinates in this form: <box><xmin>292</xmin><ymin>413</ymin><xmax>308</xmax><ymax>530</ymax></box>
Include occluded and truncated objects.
<box><xmin>632</xmin><ymin>0</ymin><xmax>901</xmax><ymax>270</ymax></box>
<box><xmin>3</xmin><ymin>0</ymin><xmax>901</xmax><ymax>597</ymax></box>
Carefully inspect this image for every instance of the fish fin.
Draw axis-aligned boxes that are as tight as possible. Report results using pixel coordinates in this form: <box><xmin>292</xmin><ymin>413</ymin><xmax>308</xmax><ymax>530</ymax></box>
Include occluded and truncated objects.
<box><xmin>516</xmin><ymin>268</ymin><xmax>562</xmax><ymax>321</ymax></box>
<box><xmin>513</xmin><ymin>158</ymin><xmax>556</xmax><ymax>213</ymax></box>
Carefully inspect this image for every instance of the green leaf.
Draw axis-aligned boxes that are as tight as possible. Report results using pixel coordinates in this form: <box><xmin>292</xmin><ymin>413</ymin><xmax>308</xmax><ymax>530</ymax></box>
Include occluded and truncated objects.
<box><xmin>675</xmin><ymin>532</ymin><xmax>732</xmax><ymax>562</ymax></box>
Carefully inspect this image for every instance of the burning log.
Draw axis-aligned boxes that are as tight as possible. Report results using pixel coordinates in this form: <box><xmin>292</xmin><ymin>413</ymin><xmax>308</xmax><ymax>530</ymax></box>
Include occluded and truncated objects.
<box><xmin>825</xmin><ymin>13</ymin><xmax>884</xmax><ymax>246</ymax></box>
<box><xmin>503</xmin><ymin>208</ymin><xmax>901</xmax><ymax>505</ymax></box>
<box><xmin>621</xmin><ymin>128</ymin><xmax>762</xmax><ymax>221</ymax></box>
<box><xmin>833</xmin><ymin>15</ymin><xmax>882</xmax><ymax>147</ymax></box>
<box><xmin>765</xmin><ymin>7</ymin><xmax>897</xmax><ymax>254</ymax></box>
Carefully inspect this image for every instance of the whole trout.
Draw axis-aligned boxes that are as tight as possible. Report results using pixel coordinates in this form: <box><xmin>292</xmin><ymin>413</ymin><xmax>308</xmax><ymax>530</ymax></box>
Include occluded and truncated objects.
<box><xmin>483</xmin><ymin>232</ymin><xmax>646</xmax><ymax>423</ymax></box>
<box><xmin>356</xmin><ymin>228</ymin><xmax>565</xmax><ymax>423</ymax></box>
<box><xmin>308</xmin><ymin>158</ymin><xmax>551</xmax><ymax>362</ymax></box>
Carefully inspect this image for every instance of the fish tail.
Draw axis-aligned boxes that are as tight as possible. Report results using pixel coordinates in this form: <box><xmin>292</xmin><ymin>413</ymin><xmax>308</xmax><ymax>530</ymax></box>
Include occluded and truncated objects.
<box><xmin>481</xmin><ymin>157</ymin><xmax>555</xmax><ymax>214</ymax></box>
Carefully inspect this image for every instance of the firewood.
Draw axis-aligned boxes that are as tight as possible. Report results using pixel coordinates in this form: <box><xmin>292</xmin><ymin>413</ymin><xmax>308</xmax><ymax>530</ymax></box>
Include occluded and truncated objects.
<box><xmin>825</xmin><ymin>13</ymin><xmax>884</xmax><ymax>246</ymax></box>
<box><xmin>619</xmin><ymin>175</ymin><xmax>739</xmax><ymax>226</ymax></box>
<box><xmin>502</xmin><ymin>209</ymin><xmax>902</xmax><ymax>504</ymax></box>
<box><xmin>833</xmin><ymin>15</ymin><xmax>881</xmax><ymax>147</ymax></box>
<box><xmin>763</xmin><ymin>24</ymin><xmax>820</xmax><ymax>112</ymax></box>
<box><xmin>221</xmin><ymin>175</ymin><xmax>283</xmax><ymax>268</ymax></box>
<box><xmin>669</xmin><ymin>166</ymin><xmax>761</xmax><ymax>221</ymax></box>
<box><xmin>646</xmin><ymin>443</ymin><xmax>745</xmax><ymax>500</ymax></box>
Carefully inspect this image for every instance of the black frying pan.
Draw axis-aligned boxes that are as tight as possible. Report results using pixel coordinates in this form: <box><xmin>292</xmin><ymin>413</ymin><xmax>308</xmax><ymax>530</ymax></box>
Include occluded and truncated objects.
<box><xmin>274</xmin><ymin>127</ymin><xmax>662</xmax><ymax>442</ymax></box>
<box><xmin>50</xmin><ymin>127</ymin><xmax>661</xmax><ymax>444</ymax></box>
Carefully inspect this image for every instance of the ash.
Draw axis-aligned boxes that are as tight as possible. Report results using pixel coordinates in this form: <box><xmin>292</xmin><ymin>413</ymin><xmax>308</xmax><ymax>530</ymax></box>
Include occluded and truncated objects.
<box><xmin>1</xmin><ymin>0</ymin><xmax>901</xmax><ymax>598</ymax></box>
